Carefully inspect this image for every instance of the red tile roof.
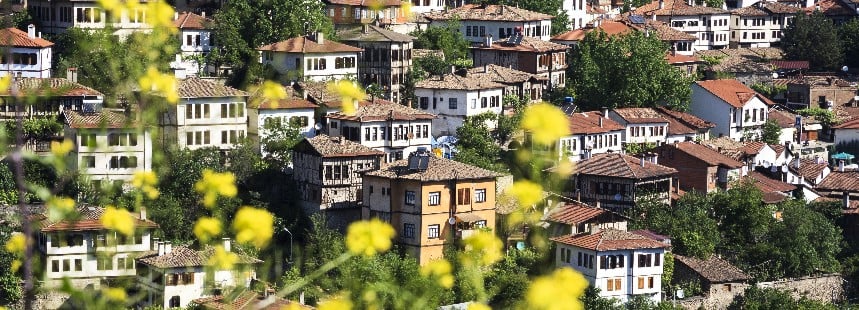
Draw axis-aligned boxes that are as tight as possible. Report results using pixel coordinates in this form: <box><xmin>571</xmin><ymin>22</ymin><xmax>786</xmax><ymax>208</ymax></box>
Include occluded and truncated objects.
<box><xmin>568</xmin><ymin>112</ymin><xmax>625</xmax><ymax>134</ymax></box>
<box><xmin>173</xmin><ymin>12</ymin><xmax>213</xmax><ymax>29</ymax></box>
<box><xmin>193</xmin><ymin>291</ymin><xmax>312</xmax><ymax>310</ymax></box>
<box><xmin>423</xmin><ymin>4</ymin><xmax>554</xmax><ymax>22</ymax></box>
<box><xmin>551</xmin><ymin>21</ymin><xmax>633</xmax><ymax>41</ymax></box>
<box><xmin>695</xmin><ymin>79</ymin><xmax>772</xmax><ymax>108</ymax></box>
<box><xmin>654</xmin><ymin>106</ymin><xmax>716</xmax><ymax>135</ymax></box>
<box><xmin>611</xmin><ymin>107</ymin><xmax>669</xmax><ymax>124</ymax></box>
<box><xmin>551</xmin><ymin>228</ymin><xmax>670</xmax><ymax>251</ymax></box>
<box><xmin>0</xmin><ymin>27</ymin><xmax>53</xmax><ymax>48</ymax></box>
<box><xmin>817</xmin><ymin>171</ymin><xmax>859</xmax><ymax>192</ymax></box>
<box><xmin>295</xmin><ymin>134</ymin><xmax>386</xmax><ymax>158</ymax></box>
<box><xmin>665</xmin><ymin>53</ymin><xmax>702</xmax><ymax>65</ymax></box>
<box><xmin>634</xmin><ymin>0</ymin><xmax>729</xmax><ymax>16</ymax></box>
<box><xmin>33</xmin><ymin>206</ymin><xmax>158</xmax><ymax>232</ymax></box>
<box><xmin>256</xmin><ymin>98</ymin><xmax>318</xmax><ymax>110</ymax></box>
<box><xmin>788</xmin><ymin>158</ymin><xmax>829</xmax><ymax>183</ymax></box>
<box><xmin>665</xmin><ymin>141</ymin><xmax>744</xmax><ymax>168</ymax></box>
<box><xmin>770</xmin><ymin>60</ymin><xmax>809</xmax><ymax>70</ymax></box>
<box><xmin>62</xmin><ymin>109</ymin><xmax>134</xmax><ymax>129</ymax></box>
<box><xmin>545</xmin><ymin>201</ymin><xmax>624</xmax><ymax>225</ymax></box>
<box><xmin>137</xmin><ymin>246</ymin><xmax>261</xmax><ymax>269</ymax></box>
<box><xmin>325</xmin><ymin>0</ymin><xmax>402</xmax><ymax>6</ymax></box>
<box><xmin>474</xmin><ymin>36</ymin><xmax>569</xmax><ymax>52</ymax></box>
<box><xmin>576</xmin><ymin>153</ymin><xmax>677</xmax><ymax>179</ymax></box>
<box><xmin>805</xmin><ymin>0</ymin><xmax>858</xmax><ymax>16</ymax></box>
<box><xmin>834</xmin><ymin>117</ymin><xmax>859</xmax><ymax>129</ymax></box>
<box><xmin>745</xmin><ymin>171</ymin><xmax>796</xmax><ymax>193</ymax></box>
<box><xmin>9</xmin><ymin>78</ymin><xmax>103</xmax><ymax>97</ymax></box>
<box><xmin>258</xmin><ymin>36</ymin><xmax>362</xmax><ymax>54</ymax></box>
<box><xmin>674</xmin><ymin>254</ymin><xmax>751</xmax><ymax>283</ymax></box>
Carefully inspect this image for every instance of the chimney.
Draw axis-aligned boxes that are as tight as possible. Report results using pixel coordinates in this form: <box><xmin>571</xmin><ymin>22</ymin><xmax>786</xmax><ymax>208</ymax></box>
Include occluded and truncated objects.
<box><xmin>139</xmin><ymin>207</ymin><xmax>147</xmax><ymax>221</ymax></box>
<box><xmin>602</xmin><ymin>107</ymin><xmax>609</xmax><ymax>118</ymax></box>
<box><xmin>165</xmin><ymin>242</ymin><xmax>173</xmax><ymax>254</ymax></box>
<box><xmin>66</xmin><ymin>67</ymin><xmax>78</xmax><ymax>83</ymax></box>
<box><xmin>157</xmin><ymin>242</ymin><xmax>165</xmax><ymax>256</ymax></box>
<box><xmin>484</xmin><ymin>34</ymin><xmax>493</xmax><ymax>47</ymax></box>
<box><xmin>37</xmin><ymin>32</ymin><xmax>41</xmax><ymax>38</ymax></box>
<box><xmin>845</xmin><ymin>193</ymin><xmax>851</xmax><ymax>209</ymax></box>
<box><xmin>450</xmin><ymin>65</ymin><xmax>457</xmax><ymax>74</ymax></box>
<box><xmin>152</xmin><ymin>238</ymin><xmax>160</xmax><ymax>251</ymax></box>
<box><xmin>223</xmin><ymin>238</ymin><xmax>231</xmax><ymax>252</ymax></box>
<box><xmin>640</xmin><ymin>156</ymin><xmax>646</xmax><ymax>167</ymax></box>
<box><xmin>840</xmin><ymin>160</ymin><xmax>845</xmax><ymax>172</ymax></box>
<box><xmin>651</xmin><ymin>153</ymin><xmax>658</xmax><ymax>164</ymax></box>
<box><xmin>795</xmin><ymin>158</ymin><xmax>800</xmax><ymax>169</ymax></box>
<box><xmin>315</xmin><ymin>32</ymin><xmax>325</xmax><ymax>44</ymax></box>
<box><xmin>599</xmin><ymin>117</ymin><xmax>603</xmax><ymax>128</ymax></box>
<box><xmin>363</xmin><ymin>24</ymin><xmax>370</xmax><ymax>34</ymax></box>
<box><xmin>201</xmin><ymin>11</ymin><xmax>206</xmax><ymax>18</ymax></box>
<box><xmin>27</xmin><ymin>24</ymin><xmax>35</xmax><ymax>39</ymax></box>
<box><xmin>174</xmin><ymin>12</ymin><xmax>179</xmax><ymax>20</ymax></box>
<box><xmin>658</xmin><ymin>0</ymin><xmax>664</xmax><ymax>9</ymax></box>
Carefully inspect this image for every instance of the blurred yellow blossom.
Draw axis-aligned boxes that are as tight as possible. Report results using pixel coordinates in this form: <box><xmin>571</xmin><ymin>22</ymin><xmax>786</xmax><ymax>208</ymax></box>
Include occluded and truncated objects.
<box><xmin>194</xmin><ymin>217</ymin><xmax>222</xmax><ymax>243</ymax></box>
<box><xmin>462</xmin><ymin>231</ymin><xmax>503</xmax><ymax>266</ymax></box>
<box><xmin>327</xmin><ymin>80</ymin><xmax>365</xmax><ymax>116</ymax></box>
<box><xmin>194</xmin><ymin>169</ymin><xmax>237</xmax><ymax>208</ymax></box>
<box><xmin>400</xmin><ymin>1</ymin><xmax>413</xmax><ymax>18</ymax></box>
<box><xmin>524</xmin><ymin>267</ymin><xmax>588</xmax><ymax>310</ymax></box>
<box><xmin>280</xmin><ymin>304</ymin><xmax>303</xmax><ymax>310</ymax></box>
<box><xmin>554</xmin><ymin>160</ymin><xmax>575</xmax><ymax>177</ymax></box>
<box><xmin>208</xmin><ymin>245</ymin><xmax>238</xmax><ymax>270</ymax></box>
<box><xmin>100</xmin><ymin>206</ymin><xmax>135</xmax><ymax>237</ymax></box>
<box><xmin>139</xmin><ymin>66</ymin><xmax>179</xmax><ymax>104</ymax></box>
<box><xmin>420</xmin><ymin>259</ymin><xmax>454</xmax><ymax>288</ymax></box>
<box><xmin>143</xmin><ymin>0</ymin><xmax>177</xmax><ymax>32</ymax></box>
<box><xmin>103</xmin><ymin>287</ymin><xmax>127</xmax><ymax>302</ymax></box>
<box><xmin>51</xmin><ymin>139</ymin><xmax>73</xmax><ymax>157</ymax></box>
<box><xmin>10</xmin><ymin>260</ymin><xmax>20</xmax><ymax>272</ymax></box>
<box><xmin>47</xmin><ymin>196</ymin><xmax>75</xmax><ymax>221</ymax></box>
<box><xmin>5</xmin><ymin>233</ymin><xmax>25</xmax><ymax>254</ymax></box>
<box><xmin>467</xmin><ymin>303</ymin><xmax>491</xmax><ymax>310</ymax></box>
<box><xmin>520</xmin><ymin>103</ymin><xmax>570</xmax><ymax>146</ymax></box>
<box><xmin>232</xmin><ymin>207</ymin><xmax>274</xmax><ymax>248</ymax></box>
<box><xmin>318</xmin><ymin>295</ymin><xmax>353</xmax><ymax>310</ymax></box>
<box><xmin>507</xmin><ymin>180</ymin><xmax>543</xmax><ymax>208</ymax></box>
<box><xmin>345</xmin><ymin>219</ymin><xmax>395</xmax><ymax>257</ymax></box>
<box><xmin>0</xmin><ymin>75</ymin><xmax>10</xmax><ymax>95</ymax></box>
<box><xmin>132</xmin><ymin>171</ymin><xmax>160</xmax><ymax>199</ymax></box>
<box><xmin>97</xmin><ymin>0</ymin><xmax>122</xmax><ymax>19</ymax></box>
<box><xmin>261</xmin><ymin>80</ymin><xmax>288</xmax><ymax>100</ymax></box>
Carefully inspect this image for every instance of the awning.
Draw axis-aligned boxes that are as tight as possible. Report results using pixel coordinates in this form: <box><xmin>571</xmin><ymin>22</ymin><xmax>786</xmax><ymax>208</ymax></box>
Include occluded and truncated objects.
<box><xmin>456</xmin><ymin>212</ymin><xmax>484</xmax><ymax>223</ymax></box>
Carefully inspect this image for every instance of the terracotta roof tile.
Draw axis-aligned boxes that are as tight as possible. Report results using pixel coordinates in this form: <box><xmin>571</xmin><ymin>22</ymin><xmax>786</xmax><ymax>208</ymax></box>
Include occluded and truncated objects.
<box><xmin>665</xmin><ymin>53</ymin><xmax>702</xmax><ymax>64</ymax></box>
<box><xmin>178</xmin><ymin>77</ymin><xmax>249</xmax><ymax>98</ymax></box>
<box><xmin>295</xmin><ymin>134</ymin><xmax>385</xmax><ymax>158</ymax></box>
<box><xmin>674</xmin><ymin>254</ymin><xmax>751</xmax><ymax>283</ymax></box>
<box><xmin>466</xmin><ymin>64</ymin><xmax>536</xmax><ymax>84</ymax></box>
<box><xmin>576</xmin><ymin>153</ymin><xmax>678</xmax><ymax>179</ymax></box>
<box><xmin>137</xmin><ymin>245</ymin><xmax>261</xmax><ymax>269</ymax></box>
<box><xmin>634</xmin><ymin>0</ymin><xmax>728</xmax><ymax>16</ymax></box>
<box><xmin>424</xmin><ymin>4</ymin><xmax>553</xmax><ymax>22</ymax></box>
<box><xmin>662</xmin><ymin>141</ymin><xmax>744</xmax><ymax>168</ymax></box>
<box><xmin>654</xmin><ymin>107</ymin><xmax>715</xmax><ymax>135</ymax></box>
<box><xmin>173</xmin><ymin>12</ymin><xmax>213</xmax><ymax>29</ymax></box>
<box><xmin>473</xmin><ymin>36</ymin><xmax>569</xmax><ymax>52</ymax></box>
<box><xmin>695</xmin><ymin>79</ymin><xmax>771</xmax><ymax>108</ymax></box>
<box><xmin>551</xmin><ymin>228</ymin><xmax>670</xmax><ymax>251</ymax></box>
<box><xmin>365</xmin><ymin>156</ymin><xmax>503</xmax><ymax>182</ymax></box>
<box><xmin>768</xmin><ymin>107</ymin><xmax>796</xmax><ymax>128</ymax></box>
<box><xmin>551</xmin><ymin>21</ymin><xmax>633</xmax><ymax>41</ymax></box>
<box><xmin>327</xmin><ymin>100</ymin><xmax>435</xmax><ymax>122</ymax></box>
<box><xmin>817</xmin><ymin>171</ymin><xmax>859</xmax><ymax>192</ymax></box>
<box><xmin>611</xmin><ymin>108</ymin><xmax>669</xmax><ymax>124</ymax></box>
<box><xmin>33</xmin><ymin>206</ymin><xmax>158</xmax><ymax>232</ymax></box>
<box><xmin>258</xmin><ymin>36</ymin><xmax>363</xmax><ymax>54</ymax></box>
<box><xmin>568</xmin><ymin>112</ymin><xmax>625</xmax><ymax>134</ymax></box>
<box><xmin>804</xmin><ymin>0</ymin><xmax>858</xmax><ymax>16</ymax></box>
<box><xmin>745</xmin><ymin>171</ymin><xmax>796</xmax><ymax>193</ymax></box>
<box><xmin>0</xmin><ymin>27</ymin><xmax>53</xmax><ymax>48</ymax></box>
<box><xmin>193</xmin><ymin>291</ymin><xmax>313</xmax><ymax>310</ymax></box>
<box><xmin>338</xmin><ymin>24</ymin><xmax>415</xmax><ymax>42</ymax></box>
<box><xmin>9</xmin><ymin>78</ymin><xmax>103</xmax><ymax>97</ymax></box>
<box><xmin>415</xmin><ymin>72</ymin><xmax>506</xmax><ymax>90</ymax></box>
<box><xmin>325</xmin><ymin>0</ymin><xmax>401</xmax><ymax>5</ymax></box>
<box><xmin>789</xmin><ymin>158</ymin><xmax>829</xmax><ymax>183</ymax></box>
<box><xmin>695</xmin><ymin>48</ymin><xmax>783</xmax><ymax>73</ymax></box>
<box><xmin>62</xmin><ymin>109</ymin><xmax>133</xmax><ymax>129</ymax></box>
<box><xmin>545</xmin><ymin>201</ymin><xmax>615</xmax><ymax>225</ymax></box>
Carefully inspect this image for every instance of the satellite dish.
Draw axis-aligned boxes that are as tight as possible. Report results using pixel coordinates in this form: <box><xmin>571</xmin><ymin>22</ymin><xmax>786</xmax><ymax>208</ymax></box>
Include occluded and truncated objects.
<box><xmin>614</xmin><ymin>193</ymin><xmax>622</xmax><ymax>201</ymax></box>
<box><xmin>843</xmin><ymin>66</ymin><xmax>849</xmax><ymax>73</ymax></box>
<box><xmin>447</xmin><ymin>217</ymin><xmax>456</xmax><ymax>225</ymax></box>
<box><xmin>676</xmin><ymin>289</ymin><xmax>685</xmax><ymax>299</ymax></box>
<box><xmin>772</xmin><ymin>72</ymin><xmax>779</xmax><ymax>79</ymax></box>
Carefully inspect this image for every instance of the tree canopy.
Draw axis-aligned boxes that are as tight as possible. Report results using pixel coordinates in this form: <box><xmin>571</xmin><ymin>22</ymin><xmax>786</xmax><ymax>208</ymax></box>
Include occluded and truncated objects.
<box><xmin>411</xmin><ymin>20</ymin><xmax>471</xmax><ymax>62</ymax></box>
<box><xmin>838</xmin><ymin>18</ymin><xmax>859</xmax><ymax>70</ymax></box>
<box><xmin>781</xmin><ymin>11</ymin><xmax>843</xmax><ymax>71</ymax></box>
<box><xmin>568</xmin><ymin>31</ymin><xmax>692</xmax><ymax>111</ymax></box>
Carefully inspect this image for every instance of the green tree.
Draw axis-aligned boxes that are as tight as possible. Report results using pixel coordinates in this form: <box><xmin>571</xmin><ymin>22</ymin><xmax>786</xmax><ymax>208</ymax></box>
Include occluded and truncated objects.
<box><xmin>455</xmin><ymin>113</ymin><xmax>506</xmax><ymax>172</ymax></box>
<box><xmin>761</xmin><ymin>119</ymin><xmax>782</xmax><ymax>145</ymax></box>
<box><xmin>770</xmin><ymin>201</ymin><xmax>842</xmax><ymax>277</ymax></box>
<box><xmin>630</xmin><ymin>194</ymin><xmax>719</xmax><ymax>258</ymax></box>
<box><xmin>839</xmin><ymin>18</ymin><xmax>859</xmax><ymax>69</ymax></box>
<box><xmin>412</xmin><ymin>20</ymin><xmax>471</xmax><ymax>63</ymax></box>
<box><xmin>728</xmin><ymin>286</ymin><xmax>837</xmax><ymax>310</ymax></box>
<box><xmin>569</xmin><ymin>31</ymin><xmax>692</xmax><ymax>111</ymax></box>
<box><xmin>0</xmin><ymin>224</ymin><xmax>22</xmax><ymax>306</ymax></box>
<box><xmin>781</xmin><ymin>11</ymin><xmax>843</xmax><ymax>71</ymax></box>
<box><xmin>260</xmin><ymin>121</ymin><xmax>305</xmax><ymax>169</ymax></box>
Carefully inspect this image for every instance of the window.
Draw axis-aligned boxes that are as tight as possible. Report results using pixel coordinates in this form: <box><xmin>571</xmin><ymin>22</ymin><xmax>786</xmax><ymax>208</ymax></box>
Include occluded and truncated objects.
<box><xmin>80</xmin><ymin>134</ymin><xmax>97</xmax><ymax>147</ymax></box>
<box><xmin>655</xmin><ymin>253</ymin><xmax>661</xmax><ymax>266</ymax></box>
<box><xmin>428</xmin><ymin>192</ymin><xmax>440</xmax><ymax>205</ymax></box>
<box><xmin>117</xmin><ymin>257</ymin><xmax>126</xmax><ymax>270</ymax></box>
<box><xmin>474</xmin><ymin>189</ymin><xmax>486</xmax><ymax>203</ymax></box>
<box><xmin>96</xmin><ymin>256</ymin><xmax>113</xmax><ymax>270</ymax></box>
<box><xmin>475</xmin><ymin>220</ymin><xmax>487</xmax><ymax>228</ymax></box>
<box><xmin>448</xmin><ymin>98</ymin><xmax>457</xmax><ymax>110</ymax></box>
<box><xmin>403</xmin><ymin>223</ymin><xmax>415</xmax><ymax>238</ymax></box>
<box><xmin>186</xmin><ymin>103</ymin><xmax>210</xmax><ymax>119</ymax></box>
<box><xmin>457</xmin><ymin>188</ymin><xmax>471</xmax><ymax>205</ymax></box>
<box><xmin>63</xmin><ymin>259</ymin><xmax>70</xmax><ymax>272</ymax></box>
<box><xmin>51</xmin><ymin>260</ymin><xmax>59</xmax><ymax>272</ymax></box>
<box><xmin>427</xmin><ymin>224</ymin><xmax>440</xmax><ymax>238</ymax></box>
<box><xmin>109</xmin><ymin>156</ymin><xmax>138</xmax><ymax>169</ymax></box>
<box><xmin>638</xmin><ymin>277</ymin><xmax>645</xmax><ymax>289</ymax></box>
<box><xmin>405</xmin><ymin>191</ymin><xmax>416</xmax><ymax>205</ymax></box>
<box><xmin>81</xmin><ymin>156</ymin><xmax>95</xmax><ymax>168</ymax></box>
<box><xmin>169</xmin><ymin>296</ymin><xmax>181</xmax><ymax>308</ymax></box>
<box><xmin>74</xmin><ymin>259</ymin><xmax>82</xmax><ymax>271</ymax></box>
<box><xmin>638</xmin><ymin>254</ymin><xmax>652</xmax><ymax>267</ymax></box>
<box><xmin>648</xmin><ymin>276</ymin><xmax>655</xmax><ymax>288</ymax></box>
<box><xmin>108</xmin><ymin>133</ymin><xmax>138</xmax><ymax>146</ymax></box>
<box><xmin>607</xmin><ymin>278</ymin><xmax>622</xmax><ymax>291</ymax></box>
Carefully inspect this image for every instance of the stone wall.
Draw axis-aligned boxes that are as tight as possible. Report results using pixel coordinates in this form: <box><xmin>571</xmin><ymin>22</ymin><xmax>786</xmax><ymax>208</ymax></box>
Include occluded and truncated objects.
<box><xmin>674</xmin><ymin>274</ymin><xmax>845</xmax><ymax>309</ymax></box>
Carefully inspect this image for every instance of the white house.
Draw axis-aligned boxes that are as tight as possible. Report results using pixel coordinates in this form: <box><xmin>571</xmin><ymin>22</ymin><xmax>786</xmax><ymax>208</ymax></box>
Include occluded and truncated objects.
<box><xmin>608</xmin><ymin>108</ymin><xmax>669</xmax><ymax>146</ymax></box>
<box><xmin>258</xmin><ymin>33</ymin><xmax>362</xmax><ymax>82</ymax></box>
<box><xmin>654</xmin><ymin>106</ymin><xmax>715</xmax><ymax>143</ymax></box>
<box><xmin>551</xmin><ymin>229</ymin><xmax>669</xmax><ymax>303</ymax></box>
<box><xmin>326</xmin><ymin>99</ymin><xmax>435</xmax><ymax>162</ymax></box>
<box><xmin>29</xmin><ymin>0</ymin><xmax>152</xmax><ymax>36</ymax></box>
<box><xmin>0</xmin><ymin>77</ymin><xmax>104</xmax><ymax>119</ymax></box>
<box><xmin>158</xmin><ymin>78</ymin><xmax>249</xmax><ymax>151</ymax></box>
<box><xmin>833</xmin><ymin>118</ymin><xmax>859</xmax><ymax>146</ymax></box>
<box><xmin>423</xmin><ymin>4</ymin><xmax>554</xmax><ymax>43</ymax></box>
<box><xmin>414</xmin><ymin>72</ymin><xmax>505</xmax><ymax>136</ymax></box>
<box><xmin>729</xmin><ymin>2</ymin><xmax>800</xmax><ymax>48</ymax></box>
<box><xmin>408</xmin><ymin>0</ymin><xmax>446</xmax><ymax>14</ymax></box>
<box><xmin>32</xmin><ymin>206</ymin><xmax>157</xmax><ymax>291</ymax></box>
<box><xmin>136</xmin><ymin>239</ymin><xmax>260</xmax><ymax>309</ymax></box>
<box><xmin>690</xmin><ymin>79</ymin><xmax>772</xmax><ymax>141</ymax></box>
<box><xmin>248</xmin><ymin>90</ymin><xmax>319</xmax><ymax>155</ymax></box>
<box><xmin>62</xmin><ymin>109</ymin><xmax>153</xmax><ymax>186</ymax></box>
<box><xmin>557</xmin><ymin>111</ymin><xmax>625</xmax><ymax>162</ymax></box>
<box><xmin>634</xmin><ymin>0</ymin><xmax>731</xmax><ymax>51</ymax></box>
<box><xmin>563</xmin><ymin>0</ymin><xmax>610</xmax><ymax>29</ymax></box>
<box><xmin>172</xmin><ymin>12</ymin><xmax>215</xmax><ymax>77</ymax></box>
<box><xmin>0</xmin><ymin>26</ymin><xmax>53</xmax><ymax>78</ymax></box>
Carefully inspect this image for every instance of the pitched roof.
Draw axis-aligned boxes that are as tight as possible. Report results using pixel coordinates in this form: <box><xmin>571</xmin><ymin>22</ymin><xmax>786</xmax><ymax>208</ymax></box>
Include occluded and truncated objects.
<box><xmin>327</xmin><ymin>100</ymin><xmax>435</xmax><ymax>122</ymax></box>
<box><xmin>415</xmin><ymin>72</ymin><xmax>506</xmax><ymax>90</ymax></box>
<box><xmin>137</xmin><ymin>246</ymin><xmax>261</xmax><ymax>269</ymax></box>
<box><xmin>730</xmin><ymin>2</ymin><xmax>801</xmax><ymax>16</ymax></box>
<box><xmin>695</xmin><ymin>79</ymin><xmax>772</xmax><ymax>108</ymax></box>
<box><xmin>654</xmin><ymin>106</ymin><xmax>715</xmax><ymax>135</ymax></box>
<box><xmin>567</xmin><ymin>112</ymin><xmax>625</xmax><ymax>134</ymax></box>
<box><xmin>466</xmin><ymin>64</ymin><xmax>536</xmax><ymax>84</ymax></box>
<box><xmin>295</xmin><ymin>134</ymin><xmax>386</xmax><ymax>158</ymax></box>
<box><xmin>193</xmin><ymin>291</ymin><xmax>312</xmax><ymax>310</ymax></box>
<box><xmin>172</xmin><ymin>12</ymin><xmax>212</xmax><ymax>29</ymax></box>
<box><xmin>805</xmin><ymin>0</ymin><xmax>858</xmax><ymax>16</ymax></box>
<box><xmin>423</xmin><ymin>4</ymin><xmax>553</xmax><ymax>22</ymax></box>
<box><xmin>665</xmin><ymin>53</ymin><xmax>702</xmax><ymax>65</ymax></box>
<box><xmin>744</xmin><ymin>171</ymin><xmax>796</xmax><ymax>193</ymax></box>
<box><xmin>665</xmin><ymin>141</ymin><xmax>744</xmax><ymax>168</ymax></box>
<box><xmin>700</xmin><ymin>136</ymin><xmax>746</xmax><ymax>160</ymax></box>
<box><xmin>551</xmin><ymin>21</ymin><xmax>633</xmax><ymax>41</ymax></box>
<box><xmin>257</xmin><ymin>36</ymin><xmax>363</xmax><ymax>54</ymax></box>
<box><xmin>545</xmin><ymin>201</ymin><xmax>620</xmax><ymax>225</ymax></box>
<box><xmin>325</xmin><ymin>0</ymin><xmax>401</xmax><ymax>5</ymax></box>
<box><xmin>639</xmin><ymin>19</ymin><xmax>699</xmax><ymax>41</ymax></box>
<box><xmin>674</xmin><ymin>254</ymin><xmax>751</xmax><ymax>283</ymax></box>
<box><xmin>62</xmin><ymin>109</ymin><xmax>133</xmax><ymax>129</ymax></box>
<box><xmin>788</xmin><ymin>158</ymin><xmax>829</xmax><ymax>182</ymax></box>
<box><xmin>634</xmin><ymin>0</ymin><xmax>729</xmax><ymax>16</ymax></box>
<box><xmin>32</xmin><ymin>206</ymin><xmax>158</xmax><ymax>232</ymax></box>
<box><xmin>575</xmin><ymin>153</ymin><xmax>678</xmax><ymax>179</ymax></box>
<box><xmin>551</xmin><ymin>228</ymin><xmax>670</xmax><ymax>251</ymax></box>
<box><xmin>817</xmin><ymin>171</ymin><xmax>859</xmax><ymax>192</ymax></box>
<box><xmin>9</xmin><ymin>78</ymin><xmax>103</xmax><ymax>97</ymax></box>
<box><xmin>255</xmin><ymin>98</ymin><xmax>318</xmax><ymax>110</ymax></box>
<box><xmin>768</xmin><ymin>107</ymin><xmax>797</xmax><ymax>128</ymax></box>
<box><xmin>338</xmin><ymin>24</ymin><xmax>414</xmax><ymax>42</ymax></box>
<box><xmin>365</xmin><ymin>156</ymin><xmax>503</xmax><ymax>182</ymax></box>
<box><xmin>0</xmin><ymin>27</ymin><xmax>53</xmax><ymax>48</ymax></box>
<box><xmin>473</xmin><ymin>36</ymin><xmax>569</xmax><ymax>52</ymax></box>
<box><xmin>611</xmin><ymin>108</ymin><xmax>669</xmax><ymax>124</ymax></box>
<box><xmin>695</xmin><ymin>48</ymin><xmax>783</xmax><ymax>73</ymax></box>
<box><xmin>178</xmin><ymin>77</ymin><xmax>249</xmax><ymax>98</ymax></box>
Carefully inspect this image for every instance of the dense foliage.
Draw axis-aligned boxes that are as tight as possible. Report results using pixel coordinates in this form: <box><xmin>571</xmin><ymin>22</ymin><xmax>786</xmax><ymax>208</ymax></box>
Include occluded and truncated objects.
<box><xmin>781</xmin><ymin>11</ymin><xmax>843</xmax><ymax>71</ymax></box>
<box><xmin>839</xmin><ymin>19</ymin><xmax>859</xmax><ymax>70</ymax></box>
<box><xmin>728</xmin><ymin>286</ymin><xmax>837</xmax><ymax>310</ymax></box>
<box><xmin>411</xmin><ymin>21</ymin><xmax>472</xmax><ymax>63</ymax></box>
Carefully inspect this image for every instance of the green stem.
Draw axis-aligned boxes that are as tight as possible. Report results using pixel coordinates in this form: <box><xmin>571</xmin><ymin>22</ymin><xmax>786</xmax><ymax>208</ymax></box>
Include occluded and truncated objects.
<box><xmin>276</xmin><ymin>252</ymin><xmax>352</xmax><ymax>298</ymax></box>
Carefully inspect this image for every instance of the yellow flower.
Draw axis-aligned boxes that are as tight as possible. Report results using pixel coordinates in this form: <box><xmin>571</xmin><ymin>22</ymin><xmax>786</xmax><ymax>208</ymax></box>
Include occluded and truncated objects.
<box><xmin>10</xmin><ymin>260</ymin><xmax>21</xmax><ymax>272</ymax></box>
<box><xmin>318</xmin><ymin>295</ymin><xmax>353</xmax><ymax>310</ymax></box>
<box><xmin>468</xmin><ymin>303</ymin><xmax>491</xmax><ymax>310</ymax></box>
<box><xmin>462</xmin><ymin>231</ymin><xmax>503</xmax><ymax>266</ymax></box>
<box><xmin>232</xmin><ymin>207</ymin><xmax>274</xmax><ymax>248</ymax></box>
<box><xmin>208</xmin><ymin>245</ymin><xmax>238</xmax><ymax>270</ymax></box>
<box><xmin>47</xmin><ymin>196</ymin><xmax>76</xmax><ymax>221</ymax></box>
<box><xmin>400</xmin><ymin>1</ymin><xmax>413</xmax><ymax>18</ymax></box>
<box><xmin>524</xmin><ymin>267</ymin><xmax>588</xmax><ymax>310</ymax></box>
<box><xmin>261</xmin><ymin>80</ymin><xmax>287</xmax><ymax>101</ymax></box>
<box><xmin>281</xmin><ymin>304</ymin><xmax>304</xmax><ymax>310</ymax></box>
<box><xmin>50</xmin><ymin>139</ymin><xmax>74</xmax><ymax>157</ymax></box>
<box><xmin>345</xmin><ymin>219</ymin><xmax>395</xmax><ymax>257</ymax></box>
<box><xmin>100</xmin><ymin>206</ymin><xmax>135</xmax><ymax>237</ymax></box>
<box><xmin>194</xmin><ymin>169</ymin><xmax>238</xmax><ymax>208</ymax></box>
<box><xmin>139</xmin><ymin>66</ymin><xmax>179</xmax><ymax>104</ymax></box>
<box><xmin>97</xmin><ymin>0</ymin><xmax>122</xmax><ymax>19</ymax></box>
<box><xmin>520</xmin><ymin>103</ymin><xmax>571</xmax><ymax>146</ymax></box>
<box><xmin>194</xmin><ymin>217</ymin><xmax>222</xmax><ymax>243</ymax></box>
<box><xmin>420</xmin><ymin>259</ymin><xmax>454</xmax><ymax>288</ymax></box>
<box><xmin>554</xmin><ymin>160</ymin><xmax>575</xmax><ymax>177</ymax></box>
<box><xmin>0</xmin><ymin>75</ymin><xmax>10</xmax><ymax>95</ymax></box>
<box><xmin>507</xmin><ymin>180</ymin><xmax>543</xmax><ymax>208</ymax></box>
<box><xmin>5</xmin><ymin>233</ymin><xmax>26</xmax><ymax>254</ymax></box>
<box><xmin>103</xmin><ymin>287</ymin><xmax>127</xmax><ymax>302</ymax></box>
<box><xmin>327</xmin><ymin>80</ymin><xmax>365</xmax><ymax>116</ymax></box>
<box><xmin>143</xmin><ymin>0</ymin><xmax>177</xmax><ymax>32</ymax></box>
<box><xmin>131</xmin><ymin>171</ymin><xmax>160</xmax><ymax>199</ymax></box>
